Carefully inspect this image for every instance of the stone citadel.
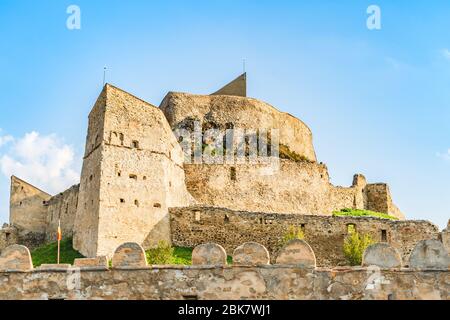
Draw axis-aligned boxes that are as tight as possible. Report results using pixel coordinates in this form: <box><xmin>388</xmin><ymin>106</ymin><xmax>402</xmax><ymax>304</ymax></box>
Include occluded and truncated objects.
<box><xmin>0</xmin><ymin>74</ymin><xmax>448</xmax><ymax>263</ymax></box>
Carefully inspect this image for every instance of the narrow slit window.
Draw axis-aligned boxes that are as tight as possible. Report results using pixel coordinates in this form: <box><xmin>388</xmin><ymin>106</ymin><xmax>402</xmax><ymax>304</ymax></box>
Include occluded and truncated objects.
<box><xmin>129</xmin><ymin>174</ymin><xmax>137</xmax><ymax>180</ymax></box>
<box><xmin>230</xmin><ymin>167</ymin><xmax>237</xmax><ymax>181</ymax></box>
<box><xmin>381</xmin><ymin>229</ymin><xmax>387</xmax><ymax>242</ymax></box>
<box><xmin>120</xmin><ymin>198</ymin><xmax>125</xmax><ymax>204</ymax></box>
<box><xmin>132</xmin><ymin>140</ymin><xmax>139</xmax><ymax>149</ymax></box>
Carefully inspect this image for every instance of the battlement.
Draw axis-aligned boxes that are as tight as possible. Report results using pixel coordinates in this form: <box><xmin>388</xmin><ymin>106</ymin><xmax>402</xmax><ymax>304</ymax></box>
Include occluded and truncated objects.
<box><xmin>0</xmin><ymin>240</ymin><xmax>448</xmax><ymax>300</ymax></box>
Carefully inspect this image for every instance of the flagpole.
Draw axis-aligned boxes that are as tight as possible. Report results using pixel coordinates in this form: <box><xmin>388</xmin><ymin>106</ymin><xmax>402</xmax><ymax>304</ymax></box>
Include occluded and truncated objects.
<box><xmin>57</xmin><ymin>219</ymin><xmax>61</xmax><ymax>264</ymax></box>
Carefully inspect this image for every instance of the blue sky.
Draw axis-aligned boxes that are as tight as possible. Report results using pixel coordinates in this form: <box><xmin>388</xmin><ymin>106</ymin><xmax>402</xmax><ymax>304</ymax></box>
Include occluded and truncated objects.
<box><xmin>0</xmin><ymin>0</ymin><xmax>449</xmax><ymax>229</ymax></box>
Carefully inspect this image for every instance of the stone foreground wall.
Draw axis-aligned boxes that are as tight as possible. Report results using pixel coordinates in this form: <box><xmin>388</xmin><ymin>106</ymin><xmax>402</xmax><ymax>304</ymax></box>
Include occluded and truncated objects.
<box><xmin>0</xmin><ymin>241</ymin><xmax>448</xmax><ymax>300</ymax></box>
<box><xmin>1</xmin><ymin>267</ymin><xmax>448</xmax><ymax>300</ymax></box>
<box><xmin>170</xmin><ymin>206</ymin><xmax>439</xmax><ymax>266</ymax></box>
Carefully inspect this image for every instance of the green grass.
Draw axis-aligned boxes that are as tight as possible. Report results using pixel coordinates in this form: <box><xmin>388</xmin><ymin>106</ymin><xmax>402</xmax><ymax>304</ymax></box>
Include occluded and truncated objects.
<box><xmin>170</xmin><ymin>246</ymin><xmax>195</xmax><ymax>265</ymax></box>
<box><xmin>31</xmin><ymin>240</ymin><xmax>232</xmax><ymax>267</ymax></box>
<box><xmin>31</xmin><ymin>238</ymin><xmax>84</xmax><ymax>267</ymax></box>
<box><xmin>147</xmin><ymin>246</ymin><xmax>232</xmax><ymax>265</ymax></box>
<box><xmin>333</xmin><ymin>208</ymin><xmax>398</xmax><ymax>220</ymax></box>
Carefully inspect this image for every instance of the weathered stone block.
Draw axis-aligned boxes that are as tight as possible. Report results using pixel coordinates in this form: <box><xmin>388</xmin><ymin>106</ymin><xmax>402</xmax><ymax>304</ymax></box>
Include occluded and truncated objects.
<box><xmin>275</xmin><ymin>239</ymin><xmax>316</xmax><ymax>268</ymax></box>
<box><xmin>38</xmin><ymin>264</ymin><xmax>72</xmax><ymax>271</ymax></box>
<box><xmin>442</xmin><ymin>231</ymin><xmax>450</xmax><ymax>253</ymax></box>
<box><xmin>112</xmin><ymin>242</ymin><xmax>147</xmax><ymax>268</ymax></box>
<box><xmin>74</xmin><ymin>256</ymin><xmax>108</xmax><ymax>269</ymax></box>
<box><xmin>409</xmin><ymin>240</ymin><xmax>450</xmax><ymax>269</ymax></box>
<box><xmin>192</xmin><ymin>243</ymin><xmax>227</xmax><ymax>265</ymax></box>
<box><xmin>362</xmin><ymin>243</ymin><xmax>402</xmax><ymax>268</ymax></box>
<box><xmin>0</xmin><ymin>245</ymin><xmax>33</xmax><ymax>272</ymax></box>
<box><xmin>232</xmin><ymin>242</ymin><xmax>270</xmax><ymax>266</ymax></box>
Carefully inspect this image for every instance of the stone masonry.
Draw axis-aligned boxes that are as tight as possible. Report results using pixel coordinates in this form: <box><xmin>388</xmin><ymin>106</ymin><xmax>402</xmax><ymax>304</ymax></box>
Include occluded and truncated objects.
<box><xmin>0</xmin><ymin>241</ymin><xmax>448</xmax><ymax>300</ymax></box>
<box><xmin>170</xmin><ymin>206</ymin><xmax>439</xmax><ymax>266</ymax></box>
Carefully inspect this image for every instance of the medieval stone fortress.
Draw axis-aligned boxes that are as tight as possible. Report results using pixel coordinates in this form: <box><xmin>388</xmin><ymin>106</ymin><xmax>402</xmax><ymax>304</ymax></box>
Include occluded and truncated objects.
<box><xmin>0</xmin><ymin>75</ymin><xmax>448</xmax><ymax>300</ymax></box>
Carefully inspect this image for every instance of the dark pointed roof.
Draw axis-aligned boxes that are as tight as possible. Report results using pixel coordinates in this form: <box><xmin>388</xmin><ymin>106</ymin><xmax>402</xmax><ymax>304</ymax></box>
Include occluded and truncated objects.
<box><xmin>211</xmin><ymin>73</ymin><xmax>247</xmax><ymax>97</ymax></box>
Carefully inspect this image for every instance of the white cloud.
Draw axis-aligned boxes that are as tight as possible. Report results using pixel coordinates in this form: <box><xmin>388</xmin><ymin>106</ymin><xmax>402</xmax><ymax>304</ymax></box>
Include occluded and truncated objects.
<box><xmin>436</xmin><ymin>149</ymin><xmax>450</xmax><ymax>161</ymax></box>
<box><xmin>0</xmin><ymin>129</ymin><xmax>13</xmax><ymax>147</ymax></box>
<box><xmin>441</xmin><ymin>48</ymin><xmax>450</xmax><ymax>60</ymax></box>
<box><xmin>0</xmin><ymin>131</ymin><xmax>80</xmax><ymax>194</ymax></box>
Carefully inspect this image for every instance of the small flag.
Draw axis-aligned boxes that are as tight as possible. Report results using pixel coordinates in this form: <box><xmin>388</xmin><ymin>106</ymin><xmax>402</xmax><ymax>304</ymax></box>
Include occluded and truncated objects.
<box><xmin>57</xmin><ymin>220</ymin><xmax>62</xmax><ymax>241</ymax></box>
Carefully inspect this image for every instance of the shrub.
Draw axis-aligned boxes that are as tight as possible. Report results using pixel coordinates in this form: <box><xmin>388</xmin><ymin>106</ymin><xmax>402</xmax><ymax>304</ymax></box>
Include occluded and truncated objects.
<box><xmin>343</xmin><ymin>230</ymin><xmax>375</xmax><ymax>266</ymax></box>
<box><xmin>281</xmin><ymin>225</ymin><xmax>305</xmax><ymax>246</ymax></box>
<box><xmin>146</xmin><ymin>240</ymin><xmax>174</xmax><ymax>265</ymax></box>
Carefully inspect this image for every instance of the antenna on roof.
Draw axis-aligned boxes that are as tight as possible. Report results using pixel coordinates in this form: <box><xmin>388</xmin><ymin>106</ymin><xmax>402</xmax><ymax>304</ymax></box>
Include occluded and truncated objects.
<box><xmin>243</xmin><ymin>59</ymin><xmax>246</xmax><ymax>73</ymax></box>
<box><xmin>103</xmin><ymin>66</ymin><xmax>107</xmax><ymax>86</ymax></box>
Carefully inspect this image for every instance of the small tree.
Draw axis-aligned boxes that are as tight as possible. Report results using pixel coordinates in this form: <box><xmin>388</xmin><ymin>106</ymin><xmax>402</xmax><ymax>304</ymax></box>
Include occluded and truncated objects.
<box><xmin>343</xmin><ymin>230</ymin><xmax>375</xmax><ymax>266</ymax></box>
<box><xmin>281</xmin><ymin>225</ymin><xmax>305</xmax><ymax>246</ymax></box>
<box><xmin>146</xmin><ymin>240</ymin><xmax>174</xmax><ymax>265</ymax></box>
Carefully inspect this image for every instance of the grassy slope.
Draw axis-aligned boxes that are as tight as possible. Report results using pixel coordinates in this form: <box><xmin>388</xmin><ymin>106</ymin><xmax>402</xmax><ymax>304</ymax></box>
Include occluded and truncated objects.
<box><xmin>31</xmin><ymin>238</ymin><xmax>84</xmax><ymax>267</ymax></box>
<box><xmin>31</xmin><ymin>241</ymin><xmax>232</xmax><ymax>266</ymax></box>
<box><xmin>333</xmin><ymin>208</ymin><xmax>398</xmax><ymax>220</ymax></box>
<box><xmin>150</xmin><ymin>246</ymin><xmax>232</xmax><ymax>265</ymax></box>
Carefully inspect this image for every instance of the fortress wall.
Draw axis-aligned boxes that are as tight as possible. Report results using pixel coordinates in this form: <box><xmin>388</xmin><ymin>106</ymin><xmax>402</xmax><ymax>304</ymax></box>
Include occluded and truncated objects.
<box><xmin>160</xmin><ymin>92</ymin><xmax>317</xmax><ymax>162</ymax></box>
<box><xmin>170</xmin><ymin>207</ymin><xmax>439</xmax><ymax>266</ymax></box>
<box><xmin>0</xmin><ymin>267</ymin><xmax>447</xmax><ymax>300</ymax></box>
<box><xmin>184</xmin><ymin>160</ymin><xmax>365</xmax><ymax>216</ymax></box>
<box><xmin>9</xmin><ymin>176</ymin><xmax>51</xmax><ymax>234</ymax></box>
<box><xmin>45</xmin><ymin>184</ymin><xmax>79</xmax><ymax>241</ymax></box>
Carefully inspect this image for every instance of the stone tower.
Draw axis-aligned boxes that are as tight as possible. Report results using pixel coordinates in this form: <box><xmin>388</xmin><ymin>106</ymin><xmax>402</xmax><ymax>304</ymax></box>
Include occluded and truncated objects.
<box><xmin>73</xmin><ymin>84</ymin><xmax>193</xmax><ymax>257</ymax></box>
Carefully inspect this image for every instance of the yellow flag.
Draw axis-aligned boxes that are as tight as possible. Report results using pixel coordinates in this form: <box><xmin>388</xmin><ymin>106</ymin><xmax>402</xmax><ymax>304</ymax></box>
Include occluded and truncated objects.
<box><xmin>57</xmin><ymin>220</ymin><xmax>62</xmax><ymax>241</ymax></box>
